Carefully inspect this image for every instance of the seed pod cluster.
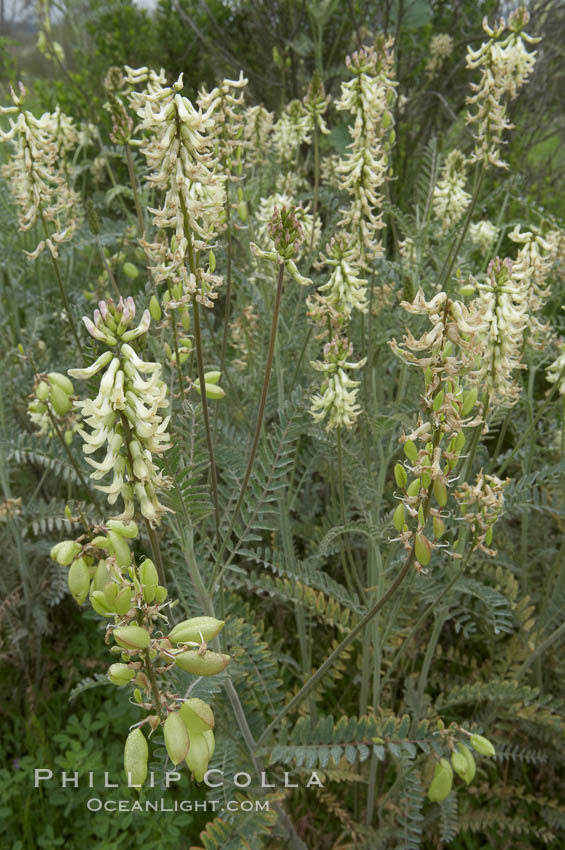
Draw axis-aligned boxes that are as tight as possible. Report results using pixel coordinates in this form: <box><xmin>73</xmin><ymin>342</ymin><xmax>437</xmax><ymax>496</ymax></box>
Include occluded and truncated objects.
<box><xmin>28</xmin><ymin>372</ymin><xmax>78</xmax><ymax>439</ymax></box>
<box><xmin>426</xmin><ymin>731</ymin><xmax>495</xmax><ymax>804</ymax></box>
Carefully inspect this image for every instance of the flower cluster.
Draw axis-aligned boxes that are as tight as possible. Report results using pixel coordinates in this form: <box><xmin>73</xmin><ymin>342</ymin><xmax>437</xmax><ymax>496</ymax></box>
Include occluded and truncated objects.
<box><xmin>454</xmin><ymin>471</ymin><xmax>509</xmax><ymax>555</ymax></box>
<box><xmin>310</xmin><ymin>337</ymin><xmax>367</xmax><ymax>432</ymax></box>
<box><xmin>0</xmin><ymin>84</ymin><xmax>78</xmax><ymax>259</ymax></box>
<box><xmin>466</xmin><ymin>8</ymin><xmax>539</xmax><ymax>169</ymax></box>
<box><xmin>255</xmin><ymin>192</ymin><xmax>319</xmax><ymax>259</ymax></box>
<box><xmin>546</xmin><ymin>343</ymin><xmax>565</xmax><ymax>395</ymax></box>
<box><xmin>243</xmin><ymin>104</ymin><xmax>274</xmax><ymax>166</ymax></box>
<box><xmin>303</xmin><ymin>72</ymin><xmax>330</xmax><ymax>136</ymax></box>
<box><xmin>197</xmin><ymin>72</ymin><xmax>248</xmax><ymax>176</ymax></box>
<box><xmin>335</xmin><ymin>38</ymin><xmax>397</xmax><ymax>261</ymax></box>
<box><xmin>272</xmin><ymin>99</ymin><xmax>311</xmax><ymax>163</ymax></box>
<box><xmin>471</xmin><ymin>257</ymin><xmax>528</xmax><ymax>406</ymax></box>
<box><xmin>68</xmin><ymin>297</ymin><xmax>172</xmax><ymax>525</ymax></box>
<box><xmin>426</xmin><ymin>33</ymin><xmax>454</xmax><ymax>75</ymax></box>
<box><xmin>389</xmin><ymin>290</ymin><xmax>487</xmax><ymax>569</ymax></box>
<box><xmin>508</xmin><ymin>225</ymin><xmax>554</xmax><ymax>337</ymax></box>
<box><xmin>470</xmin><ymin>219</ymin><xmax>498</xmax><ymax>255</ymax></box>
<box><xmin>127</xmin><ymin>68</ymin><xmax>224</xmax><ymax>307</ymax></box>
<box><xmin>315</xmin><ymin>236</ymin><xmax>368</xmax><ymax>318</ymax></box>
<box><xmin>433</xmin><ymin>150</ymin><xmax>471</xmax><ymax>231</ymax></box>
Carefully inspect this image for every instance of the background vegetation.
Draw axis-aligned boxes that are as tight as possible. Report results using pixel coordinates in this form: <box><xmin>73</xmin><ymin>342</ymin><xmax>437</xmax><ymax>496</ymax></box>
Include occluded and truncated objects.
<box><xmin>1</xmin><ymin>1</ymin><xmax>564</xmax><ymax>848</ymax></box>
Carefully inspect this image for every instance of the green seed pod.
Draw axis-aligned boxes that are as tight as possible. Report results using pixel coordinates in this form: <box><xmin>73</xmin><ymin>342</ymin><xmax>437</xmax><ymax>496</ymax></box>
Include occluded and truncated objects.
<box><xmin>208</xmin><ymin>250</ymin><xmax>216</xmax><ymax>273</ymax></box>
<box><xmin>51</xmin><ymin>385</ymin><xmax>72</xmax><ymax>416</ymax></box>
<box><xmin>415</xmin><ymin>534</ymin><xmax>432</xmax><ymax>566</ymax></box>
<box><xmin>107</xmin><ymin>530</ymin><xmax>131</xmax><ymax>568</ymax></box>
<box><xmin>50</xmin><ymin>540</ymin><xmax>82</xmax><ymax>566</ymax></box>
<box><xmin>90</xmin><ymin>590</ymin><xmax>114</xmax><ymax>617</ymax></box>
<box><xmin>204</xmin><ymin>371</ymin><xmax>221</xmax><ymax>385</ymax></box>
<box><xmin>432</xmin><ymin>390</ymin><xmax>444</xmax><ymax>412</ymax></box>
<box><xmin>92</xmin><ymin>560</ymin><xmax>110</xmax><ymax>592</ymax></box>
<box><xmin>456</xmin><ymin>742</ymin><xmax>476</xmax><ymax>784</ymax></box>
<box><xmin>47</xmin><ymin>372</ymin><xmax>74</xmax><ymax>396</ymax></box>
<box><xmin>403</xmin><ymin>440</ymin><xmax>418</xmax><ymax>463</ymax></box>
<box><xmin>394</xmin><ymin>463</ymin><xmax>407</xmax><ymax>488</ymax></box>
<box><xmin>485</xmin><ymin>526</ymin><xmax>493</xmax><ymax>546</ymax></box>
<box><xmin>455</xmin><ymin>432</ymin><xmax>466</xmax><ymax>453</ymax></box>
<box><xmin>133</xmin><ymin>688</ymin><xmax>143</xmax><ymax>703</ymax></box>
<box><xmin>179</xmin><ymin>698</ymin><xmax>214</xmax><ymax>733</ymax></box>
<box><xmin>451</xmin><ymin>750</ymin><xmax>468</xmax><ymax>779</ymax></box>
<box><xmin>115</xmin><ymin>587</ymin><xmax>134</xmax><ymax>616</ymax></box>
<box><xmin>106</xmin><ymin>519</ymin><xmax>139</xmax><ymax>539</ymax></box>
<box><xmin>174</xmin><ymin>650</ymin><xmax>230</xmax><ymax>676</ymax></box>
<box><xmin>432</xmin><ymin>515</ymin><xmax>446</xmax><ymax>539</ymax></box>
<box><xmin>68</xmin><ymin>557</ymin><xmax>90</xmax><ymax>604</ymax></box>
<box><xmin>154</xmin><ymin>585</ymin><xmax>168</xmax><ymax>604</ymax></box>
<box><xmin>123</xmin><ymin>262</ymin><xmax>139</xmax><ymax>279</ymax></box>
<box><xmin>185</xmin><ymin>731</ymin><xmax>212</xmax><ymax>782</ymax></box>
<box><xmin>164</xmin><ymin>711</ymin><xmax>190</xmax><ymax>765</ymax></box>
<box><xmin>462</xmin><ymin>387</ymin><xmax>478</xmax><ymax>417</ymax></box>
<box><xmin>204</xmin><ymin>383</ymin><xmax>225</xmax><ymax>399</ymax></box>
<box><xmin>169</xmin><ymin>617</ymin><xmax>225</xmax><ymax>645</ymax></box>
<box><xmin>149</xmin><ymin>295</ymin><xmax>161</xmax><ymax>321</ymax></box>
<box><xmin>28</xmin><ymin>400</ymin><xmax>47</xmax><ymax>414</ymax></box>
<box><xmin>180</xmin><ymin>307</ymin><xmax>190</xmax><ymax>331</ymax></box>
<box><xmin>238</xmin><ymin>201</ymin><xmax>248</xmax><ymax>221</ymax></box>
<box><xmin>459</xmin><ymin>283</ymin><xmax>475</xmax><ymax>296</ymax></box>
<box><xmin>103</xmin><ymin>581</ymin><xmax>119</xmax><ymax>608</ymax></box>
<box><xmin>114</xmin><ymin>625</ymin><xmax>150</xmax><ymax>651</ymax></box>
<box><xmin>203</xmin><ymin>729</ymin><xmax>215</xmax><ymax>759</ymax></box>
<box><xmin>139</xmin><ymin>559</ymin><xmax>158</xmax><ymax>587</ymax></box>
<box><xmin>36</xmin><ymin>380</ymin><xmax>50</xmax><ymax>401</ymax></box>
<box><xmin>64</xmin><ymin>429</ymin><xmax>73</xmax><ymax>446</ymax></box>
<box><xmin>407</xmin><ymin>478</ymin><xmax>421</xmax><ymax>498</ymax></box>
<box><xmin>433</xmin><ymin>479</ymin><xmax>448</xmax><ymax>507</ymax></box>
<box><xmin>470</xmin><ymin>734</ymin><xmax>495</xmax><ymax>757</ymax></box>
<box><xmin>164</xmin><ymin>343</ymin><xmax>172</xmax><ymax>359</ymax></box>
<box><xmin>421</xmin><ymin>471</ymin><xmax>432</xmax><ymax>490</ymax></box>
<box><xmin>109</xmin><ymin>663</ymin><xmax>135</xmax><ymax>686</ymax></box>
<box><xmin>393</xmin><ymin>503</ymin><xmax>405</xmax><ymax>533</ymax></box>
<box><xmin>427</xmin><ymin>758</ymin><xmax>453</xmax><ymax>802</ymax></box>
<box><xmin>124</xmin><ymin>727</ymin><xmax>148</xmax><ymax>787</ymax></box>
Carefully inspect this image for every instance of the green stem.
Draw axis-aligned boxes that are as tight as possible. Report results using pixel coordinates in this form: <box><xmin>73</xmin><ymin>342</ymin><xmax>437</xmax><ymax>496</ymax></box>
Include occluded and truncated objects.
<box><xmin>255</xmin><ymin>543</ymin><xmax>417</xmax><ymax>749</ymax></box>
<box><xmin>44</xmin><ymin>402</ymin><xmax>90</xmax><ymax>492</ymax></box>
<box><xmin>144</xmin><ymin>520</ymin><xmax>166</xmax><ymax>586</ymax></box>
<box><xmin>125</xmin><ymin>143</ymin><xmax>145</xmax><ymax>237</ymax></box>
<box><xmin>192</xmin><ymin>294</ymin><xmax>221</xmax><ymax>548</ymax></box>
<box><xmin>40</xmin><ymin>213</ymin><xmax>84</xmax><ymax>358</ymax></box>
<box><xmin>210</xmin><ymin>261</ymin><xmax>286</xmax><ymax>586</ymax></box>
<box><xmin>142</xmin><ymin>647</ymin><xmax>164</xmax><ymax>721</ymax></box>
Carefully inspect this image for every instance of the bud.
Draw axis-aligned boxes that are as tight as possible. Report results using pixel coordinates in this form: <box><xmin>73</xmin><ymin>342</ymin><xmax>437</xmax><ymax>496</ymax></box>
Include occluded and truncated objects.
<box><xmin>68</xmin><ymin>557</ymin><xmax>90</xmax><ymax>604</ymax></box>
<box><xmin>109</xmin><ymin>663</ymin><xmax>135</xmax><ymax>686</ymax></box>
<box><xmin>470</xmin><ymin>734</ymin><xmax>495</xmax><ymax>757</ymax></box>
<box><xmin>124</xmin><ymin>727</ymin><xmax>148</xmax><ymax>788</ymax></box>
<box><xmin>179</xmin><ymin>698</ymin><xmax>214</xmax><ymax>733</ymax></box>
<box><xmin>174</xmin><ymin>650</ymin><xmax>230</xmax><ymax>676</ymax></box>
<box><xmin>427</xmin><ymin>758</ymin><xmax>453</xmax><ymax>802</ymax></box>
<box><xmin>114</xmin><ymin>625</ymin><xmax>151</xmax><ymax>651</ymax></box>
<box><xmin>168</xmin><ymin>617</ymin><xmax>225</xmax><ymax>645</ymax></box>
<box><xmin>86</xmin><ymin>199</ymin><xmax>101</xmax><ymax>235</ymax></box>
<box><xmin>51</xmin><ymin>540</ymin><xmax>81</xmax><ymax>566</ymax></box>
<box><xmin>164</xmin><ymin>711</ymin><xmax>190</xmax><ymax>765</ymax></box>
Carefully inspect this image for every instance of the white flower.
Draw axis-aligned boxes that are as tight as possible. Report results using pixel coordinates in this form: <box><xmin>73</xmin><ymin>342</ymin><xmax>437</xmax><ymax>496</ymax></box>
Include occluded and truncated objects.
<box><xmin>432</xmin><ymin>150</ymin><xmax>471</xmax><ymax>231</ymax></box>
<box><xmin>272</xmin><ymin>99</ymin><xmax>311</xmax><ymax>162</ymax></box>
<box><xmin>470</xmin><ymin>220</ymin><xmax>498</xmax><ymax>255</ymax></box>
<box><xmin>334</xmin><ymin>39</ymin><xmax>397</xmax><ymax>261</ymax></box>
